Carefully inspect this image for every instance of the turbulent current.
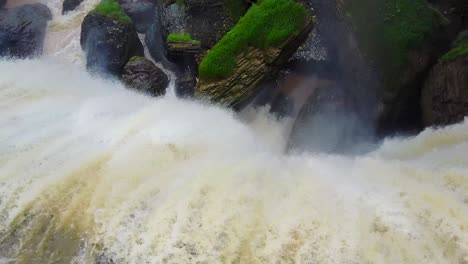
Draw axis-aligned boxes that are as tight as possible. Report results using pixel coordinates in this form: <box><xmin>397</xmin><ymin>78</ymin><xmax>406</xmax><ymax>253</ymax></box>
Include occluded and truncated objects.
<box><xmin>1</xmin><ymin>0</ymin><xmax>468</xmax><ymax>263</ymax></box>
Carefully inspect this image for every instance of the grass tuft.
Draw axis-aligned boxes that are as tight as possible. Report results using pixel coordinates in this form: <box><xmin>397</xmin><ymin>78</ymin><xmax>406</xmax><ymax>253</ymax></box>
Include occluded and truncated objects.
<box><xmin>198</xmin><ymin>0</ymin><xmax>309</xmax><ymax>80</ymax></box>
<box><xmin>167</xmin><ymin>33</ymin><xmax>201</xmax><ymax>45</ymax></box>
<box><xmin>93</xmin><ymin>0</ymin><xmax>132</xmax><ymax>24</ymax></box>
<box><xmin>441</xmin><ymin>30</ymin><xmax>468</xmax><ymax>62</ymax></box>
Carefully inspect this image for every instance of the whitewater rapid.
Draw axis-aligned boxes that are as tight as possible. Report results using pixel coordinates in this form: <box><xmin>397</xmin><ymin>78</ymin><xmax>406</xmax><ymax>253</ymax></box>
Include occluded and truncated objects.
<box><xmin>1</xmin><ymin>0</ymin><xmax>468</xmax><ymax>262</ymax></box>
<box><xmin>0</xmin><ymin>59</ymin><xmax>467</xmax><ymax>263</ymax></box>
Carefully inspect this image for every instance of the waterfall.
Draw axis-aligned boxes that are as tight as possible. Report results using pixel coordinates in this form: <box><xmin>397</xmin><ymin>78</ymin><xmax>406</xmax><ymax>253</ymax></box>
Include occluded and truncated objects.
<box><xmin>0</xmin><ymin>58</ymin><xmax>467</xmax><ymax>263</ymax></box>
<box><xmin>0</xmin><ymin>0</ymin><xmax>467</xmax><ymax>263</ymax></box>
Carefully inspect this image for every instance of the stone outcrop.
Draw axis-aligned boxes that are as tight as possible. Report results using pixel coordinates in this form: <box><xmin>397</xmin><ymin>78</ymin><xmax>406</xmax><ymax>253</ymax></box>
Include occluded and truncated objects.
<box><xmin>167</xmin><ymin>40</ymin><xmax>200</xmax><ymax>96</ymax></box>
<box><xmin>196</xmin><ymin>21</ymin><xmax>313</xmax><ymax>109</ymax></box>
<box><xmin>305</xmin><ymin>0</ymin><xmax>452</xmax><ymax>133</ymax></box>
<box><xmin>118</xmin><ymin>0</ymin><xmax>156</xmax><ymax>33</ymax></box>
<box><xmin>0</xmin><ymin>4</ymin><xmax>52</xmax><ymax>58</ymax></box>
<box><xmin>122</xmin><ymin>57</ymin><xmax>169</xmax><ymax>96</ymax></box>
<box><xmin>80</xmin><ymin>12</ymin><xmax>143</xmax><ymax>76</ymax></box>
<box><xmin>184</xmin><ymin>0</ymin><xmax>248</xmax><ymax>49</ymax></box>
<box><xmin>63</xmin><ymin>0</ymin><xmax>84</xmax><ymax>14</ymax></box>
<box><xmin>421</xmin><ymin>49</ymin><xmax>468</xmax><ymax>126</ymax></box>
<box><xmin>157</xmin><ymin>0</ymin><xmax>248</xmax><ymax>49</ymax></box>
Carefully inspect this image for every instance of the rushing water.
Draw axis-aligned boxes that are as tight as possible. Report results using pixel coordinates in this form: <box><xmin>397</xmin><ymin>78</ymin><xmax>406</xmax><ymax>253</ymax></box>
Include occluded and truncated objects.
<box><xmin>0</xmin><ymin>0</ymin><xmax>467</xmax><ymax>263</ymax></box>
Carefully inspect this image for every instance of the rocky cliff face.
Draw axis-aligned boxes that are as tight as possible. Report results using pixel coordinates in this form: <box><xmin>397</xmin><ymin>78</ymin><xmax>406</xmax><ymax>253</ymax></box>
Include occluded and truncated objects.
<box><xmin>421</xmin><ymin>56</ymin><xmax>468</xmax><ymax>126</ymax></box>
<box><xmin>421</xmin><ymin>31</ymin><xmax>468</xmax><ymax>126</ymax></box>
<box><xmin>196</xmin><ymin>21</ymin><xmax>313</xmax><ymax>109</ymax></box>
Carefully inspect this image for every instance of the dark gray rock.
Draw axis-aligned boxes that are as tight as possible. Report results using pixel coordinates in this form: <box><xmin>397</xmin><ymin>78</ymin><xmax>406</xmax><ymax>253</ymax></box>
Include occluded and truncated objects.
<box><xmin>0</xmin><ymin>0</ymin><xmax>6</xmax><ymax>8</ymax></box>
<box><xmin>62</xmin><ymin>0</ymin><xmax>84</xmax><ymax>14</ymax></box>
<box><xmin>156</xmin><ymin>0</ymin><xmax>248</xmax><ymax>49</ymax></box>
<box><xmin>421</xmin><ymin>55</ymin><xmax>468</xmax><ymax>126</ymax></box>
<box><xmin>122</xmin><ymin>57</ymin><xmax>169</xmax><ymax>96</ymax></box>
<box><xmin>0</xmin><ymin>4</ymin><xmax>52</xmax><ymax>58</ymax></box>
<box><xmin>80</xmin><ymin>12</ymin><xmax>144</xmax><ymax>76</ymax></box>
<box><xmin>185</xmin><ymin>0</ymin><xmax>247</xmax><ymax>49</ymax></box>
<box><xmin>118</xmin><ymin>0</ymin><xmax>156</xmax><ymax>33</ymax></box>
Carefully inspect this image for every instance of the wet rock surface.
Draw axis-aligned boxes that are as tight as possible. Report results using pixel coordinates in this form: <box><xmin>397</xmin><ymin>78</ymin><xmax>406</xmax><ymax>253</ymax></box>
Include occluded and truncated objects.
<box><xmin>122</xmin><ymin>57</ymin><xmax>169</xmax><ymax>96</ymax></box>
<box><xmin>80</xmin><ymin>12</ymin><xmax>143</xmax><ymax>76</ymax></box>
<box><xmin>0</xmin><ymin>4</ymin><xmax>52</xmax><ymax>58</ymax></box>
<box><xmin>62</xmin><ymin>0</ymin><xmax>85</xmax><ymax>14</ymax></box>
<box><xmin>421</xmin><ymin>55</ymin><xmax>468</xmax><ymax>126</ymax></box>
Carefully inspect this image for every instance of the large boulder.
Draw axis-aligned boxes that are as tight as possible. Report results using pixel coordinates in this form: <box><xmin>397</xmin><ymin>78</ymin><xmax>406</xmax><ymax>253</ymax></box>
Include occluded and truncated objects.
<box><xmin>0</xmin><ymin>4</ymin><xmax>52</xmax><ymax>58</ymax></box>
<box><xmin>421</xmin><ymin>31</ymin><xmax>468</xmax><ymax>126</ymax></box>
<box><xmin>80</xmin><ymin>0</ymin><xmax>143</xmax><ymax>76</ymax></box>
<box><xmin>196</xmin><ymin>0</ymin><xmax>313</xmax><ymax>109</ymax></box>
<box><xmin>62</xmin><ymin>0</ymin><xmax>85</xmax><ymax>14</ymax></box>
<box><xmin>121</xmin><ymin>56</ymin><xmax>169</xmax><ymax>96</ymax></box>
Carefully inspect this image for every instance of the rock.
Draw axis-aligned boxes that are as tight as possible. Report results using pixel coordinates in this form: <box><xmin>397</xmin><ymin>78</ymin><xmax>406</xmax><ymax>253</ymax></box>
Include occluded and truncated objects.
<box><xmin>0</xmin><ymin>0</ymin><xmax>6</xmax><ymax>8</ymax></box>
<box><xmin>421</xmin><ymin>32</ymin><xmax>468</xmax><ymax>126</ymax></box>
<box><xmin>62</xmin><ymin>0</ymin><xmax>84</xmax><ymax>14</ymax></box>
<box><xmin>122</xmin><ymin>57</ymin><xmax>169</xmax><ymax>96</ymax></box>
<box><xmin>334</xmin><ymin>0</ymin><xmax>450</xmax><ymax>133</ymax></box>
<box><xmin>157</xmin><ymin>0</ymin><xmax>248</xmax><ymax>49</ymax></box>
<box><xmin>145</xmin><ymin>2</ymin><xmax>172</xmax><ymax>67</ymax></box>
<box><xmin>196</xmin><ymin>20</ymin><xmax>313</xmax><ymax>109</ymax></box>
<box><xmin>80</xmin><ymin>9</ymin><xmax>143</xmax><ymax>76</ymax></box>
<box><xmin>175</xmin><ymin>70</ymin><xmax>197</xmax><ymax>97</ymax></box>
<box><xmin>0</xmin><ymin>4</ymin><xmax>52</xmax><ymax>58</ymax></box>
<box><xmin>117</xmin><ymin>0</ymin><xmax>156</xmax><ymax>33</ymax></box>
<box><xmin>184</xmin><ymin>0</ymin><xmax>248</xmax><ymax>49</ymax></box>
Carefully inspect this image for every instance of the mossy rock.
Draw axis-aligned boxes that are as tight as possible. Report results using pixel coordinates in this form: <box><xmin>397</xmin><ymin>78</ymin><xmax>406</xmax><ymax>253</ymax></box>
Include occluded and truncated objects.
<box><xmin>92</xmin><ymin>0</ymin><xmax>132</xmax><ymax>24</ymax></box>
<box><xmin>198</xmin><ymin>0</ymin><xmax>310</xmax><ymax>80</ymax></box>
<box><xmin>344</xmin><ymin>0</ymin><xmax>447</xmax><ymax>91</ymax></box>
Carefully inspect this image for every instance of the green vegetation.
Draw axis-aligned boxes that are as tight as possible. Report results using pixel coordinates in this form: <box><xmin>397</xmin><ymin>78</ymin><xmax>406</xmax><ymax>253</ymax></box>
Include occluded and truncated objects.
<box><xmin>93</xmin><ymin>0</ymin><xmax>132</xmax><ymax>24</ymax></box>
<box><xmin>345</xmin><ymin>0</ymin><xmax>446</xmax><ymax>89</ymax></box>
<box><xmin>175</xmin><ymin>0</ymin><xmax>185</xmax><ymax>9</ymax></box>
<box><xmin>129</xmin><ymin>56</ymin><xmax>144</xmax><ymax>62</ymax></box>
<box><xmin>198</xmin><ymin>0</ymin><xmax>308</xmax><ymax>80</ymax></box>
<box><xmin>441</xmin><ymin>30</ymin><xmax>468</xmax><ymax>62</ymax></box>
<box><xmin>167</xmin><ymin>33</ymin><xmax>201</xmax><ymax>45</ymax></box>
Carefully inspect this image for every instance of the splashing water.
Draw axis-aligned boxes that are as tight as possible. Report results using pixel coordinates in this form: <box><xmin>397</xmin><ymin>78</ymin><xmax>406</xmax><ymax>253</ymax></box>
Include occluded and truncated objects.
<box><xmin>1</xmin><ymin>0</ymin><xmax>468</xmax><ymax>262</ymax></box>
<box><xmin>0</xmin><ymin>58</ymin><xmax>467</xmax><ymax>263</ymax></box>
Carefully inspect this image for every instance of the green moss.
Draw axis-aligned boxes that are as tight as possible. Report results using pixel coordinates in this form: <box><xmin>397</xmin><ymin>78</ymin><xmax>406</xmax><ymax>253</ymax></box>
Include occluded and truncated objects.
<box><xmin>129</xmin><ymin>56</ymin><xmax>144</xmax><ymax>62</ymax></box>
<box><xmin>441</xmin><ymin>30</ymin><xmax>468</xmax><ymax>61</ymax></box>
<box><xmin>345</xmin><ymin>0</ymin><xmax>446</xmax><ymax>89</ymax></box>
<box><xmin>175</xmin><ymin>0</ymin><xmax>185</xmax><ymax>9</ymax></box>
<box><xmin>93</xmin><ymin>0</ymin><xmax>132</xmax><ymax>24</ymax></box>
<box><xmin>198</xmin><ymin>0</ymin><xmax>309</xmax><ymax>80</ymax></box>
<box><xmin>167</xmin><ymin>33</ymin><xmax>201</xmax><ymax>45</ymax></box>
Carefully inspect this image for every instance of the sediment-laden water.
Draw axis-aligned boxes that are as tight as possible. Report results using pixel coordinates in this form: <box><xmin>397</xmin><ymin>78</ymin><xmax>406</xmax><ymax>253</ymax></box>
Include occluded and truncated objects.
<box><xmin>0</xmin><ymin>0</ymin><xmax>467</xmax><ymax>263</ymax></box>
<box><xmin>0</xmin><ymin>59</ymin><xmax>467</xmax><ymax>263</ymax></box>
